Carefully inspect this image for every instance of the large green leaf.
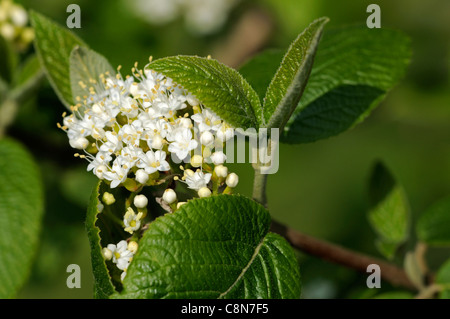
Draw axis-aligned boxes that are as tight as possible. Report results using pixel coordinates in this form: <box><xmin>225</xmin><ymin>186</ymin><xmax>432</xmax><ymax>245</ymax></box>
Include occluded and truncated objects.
<box><xmin>416</xmin><ymin>196</ymin><xmax>450</xmax><ymax>246</ymax></box>
<box><xmin>149</xmin><ymin>56</ymin><xmax>262</xmax><ymax>130</ymax></box>
<box><xmin>30</xmin><ymin>11</ymin><xmax>87</xmax><ymax>108</ymax></box>
<box><xmin>263</xmin><ymin>17</ymin><xmax>329</xmax><ymax>130</ymax></box>
<box><xmin>436</xmin><ymin>259</ymin><xmax>450</xmax><ymax>299</ymax></box>
<box><xmin>117</xmin><ymin>195</ymin><xmax>301</xmax><ymax>299</ymax></box>
<box><xmin>0</xmin><ymin>138</ymin><xmax>44</xmax><ymax>298</ymax></box>
<box><xmin>70</xmin><ymin>46</ymin><xmax>115</xmax><ymax>105</ymax></box>
<box><xmin>368</xmin><ymin>162</ymin><xmax>410</xmax><ymax>259</ymax></box>
<box><xmin>283</xmin><ymin>26</ymin><xmax>411</xmax><ymax>143</ymax></box>
<box><xmin>86</xmin><ymin>180</ymin><xmax>128</xmax><ymax>298</ymax></box>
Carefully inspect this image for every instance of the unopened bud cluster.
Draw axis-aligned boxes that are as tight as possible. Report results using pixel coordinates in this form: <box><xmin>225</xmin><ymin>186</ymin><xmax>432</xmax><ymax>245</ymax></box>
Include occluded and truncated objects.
<box><xmin>0</xmin><ymin>0</ymin><xmax>34</xmax><ymax>51</ymax></box>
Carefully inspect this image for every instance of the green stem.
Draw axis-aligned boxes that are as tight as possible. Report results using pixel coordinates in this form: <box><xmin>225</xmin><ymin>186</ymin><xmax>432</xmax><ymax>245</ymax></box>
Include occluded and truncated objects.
<box><xmin>252</xmin><ymin>163</ymin><xmax>268</xmax><ymax>207</ymax></box>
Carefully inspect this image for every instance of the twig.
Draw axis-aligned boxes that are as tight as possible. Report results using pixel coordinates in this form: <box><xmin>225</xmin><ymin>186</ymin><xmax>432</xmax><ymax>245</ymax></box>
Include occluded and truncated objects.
<box><xmin>270</xmin><ymin>219</ymin><xmax>417</xmax><ymax>291</ymax></box>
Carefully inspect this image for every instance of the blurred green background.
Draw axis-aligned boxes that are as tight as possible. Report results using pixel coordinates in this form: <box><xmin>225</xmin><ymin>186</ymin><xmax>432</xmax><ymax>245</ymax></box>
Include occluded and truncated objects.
<box><xmin>6</xmin><ymin>0</ymin><xmax>450</xmax><ymax>298</ymax></box>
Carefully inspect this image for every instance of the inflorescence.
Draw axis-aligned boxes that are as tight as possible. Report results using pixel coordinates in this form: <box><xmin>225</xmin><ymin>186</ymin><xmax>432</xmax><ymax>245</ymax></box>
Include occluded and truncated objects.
<box><xmin>59</xmin><ymin>60</ymin><xmax>239</xmax><ymax>281</ymax></box>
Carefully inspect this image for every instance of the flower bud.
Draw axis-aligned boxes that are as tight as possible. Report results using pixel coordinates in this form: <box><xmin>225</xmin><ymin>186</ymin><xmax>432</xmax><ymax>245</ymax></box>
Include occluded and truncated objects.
<box><xmin>214</xmin><ymin>165</ymin><xmax>228</xmax><ymax>178</ymax></box>
<box><xmin>102</xmin><ymin>247</ymin><xmax>113</xmax><ymax>260</ymax></box>
<box><xmin>129</xmin><ymin>82</ymin><xmax>139</xmax><ymax>96</ymax></box>
<box><xmin>198</xmin><ymin>187</ymin><xmax>211</xmax><ymax>198</ymax></box>
<box><xmin>134</xmin><ymin>194</ymin><xmax>148</xmax><ymax>208</ymax></box>
<box><xmin>10</xmin><ymin>5</ymin><xmax>28</xmax><ymax>27</ymax></box>
<box><xmin>200</xmin><ymin>131</ymin><xmax>214</xmax><ymax>146</ymax></box>
<box><xmin>70</xmin><ymin>136</ymin><xmax>89</xmax><ymax>150</ymax></box>
<box><xmin>216</xmin><ymin>125</ymin><xmax>234</xmax><ymax>142</ymax></box>
<box><xmin>135</xmin><ymin>169</ymin><xmax>149</xmax><ymax>184</ymax></box>
<box><xmin>210</xmin><ymin>151</ymin><xmax>226</xmax><ymax>165</ymax></box>
<box><xmin>151</xmin><ymin>135</ymin><xmax>164</xmax><ymax>149</ymax></box>
<box><xmin>102</xmin><ymin>192</ymin><xmax>116</xmax><ymax>205</ymax></box>
<box><xmin>184</xmin><ymin>169</ymin><xmax>195</xmax><ymax>178</ymax></box>
<box><xmin>226</xmin><ymin>173</ymin><xmax>239</xmax><ymax>188</ymax></box>
<box><xmin>163</xmin><ymin>188</ymin><xmax>177</xmax><ymax>204</ymax></box>
<box><xmin>127</xmin><ymin>241</ymin><xmax>139</xmax><ymax>254</ymax></box>
<box><xmin>190</xmin><ymin>155</ymin><xmax>203</xmax><ymax>168</ymax></box>
<box><xmin>177</xmin><ymin>202</ymin><xmax>187</xmax><ymax>209</ymax></box>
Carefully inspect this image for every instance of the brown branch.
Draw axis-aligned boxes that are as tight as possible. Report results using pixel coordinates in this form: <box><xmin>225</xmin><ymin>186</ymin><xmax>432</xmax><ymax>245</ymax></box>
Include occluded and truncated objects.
<box><xmin>270</xmin><ymin>219</ymin><xmax>417</xmax><ymax>291</ymax></box>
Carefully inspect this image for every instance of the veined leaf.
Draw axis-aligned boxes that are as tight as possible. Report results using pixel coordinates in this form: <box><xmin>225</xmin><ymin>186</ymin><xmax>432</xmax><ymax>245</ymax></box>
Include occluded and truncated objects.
<box><xmin>436</xmin><ymin>259</ymin><xmax>450</xmax><ymax>299</ymax></box>
<box><xmin>263</xmin><ymin>17</ymin><xmax>329</xmax><ymax>130</ymax></box>
<box><xmin>86</xmin><ymin>181</ymin><xmax>128</xmax><ymax>298</ymax></box>
<box><xmin>416</xmin><ymin>196</ymin><xmax>450</xmax><ymax>246</ymax></box>
<box><xmin>149</xmin><ymin>56</ymin><xmax>262</xmax><ymax>130</ymax></box>
<box><xmin>283</xmin><ymin>26</ymin><xmax>411</xmax><ymax>143</ymax></box>
<box><xmin>116</xmin><ymin>195</ymin><xmax>301</xmax><ymax>299</ymax></box>
<box><xmin>0</xmin><ymin>139</ymin><xmax>44</xmax><ymax>298</ymax></box>
<box><xmin>368</xmin><ymin>162</ymin><xmax>410</xmax><ymax>259</ymax></box>
<box><xmin>70</xmin><ymin>46</ymin><xmax>116</xmax><ymax>107</ymax></box>
<box><xmin>30</xmin><ymin>11</ymin><xmax>87</xmax><ymax>108</ymax></box>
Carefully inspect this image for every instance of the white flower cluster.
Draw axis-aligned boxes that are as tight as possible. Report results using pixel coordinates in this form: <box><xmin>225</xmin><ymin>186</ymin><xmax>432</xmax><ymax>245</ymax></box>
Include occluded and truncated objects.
<box><xmin>129</xmin><ymin>0</ymin><xmax>240</xmax><ymax>35</ymax></box>
<box><xmin>60</xmin><ymin>63</ymin><xmax>237</xmax><ymax>194</ymax></box>
<box><xmin>0</xmin><ymin>0</ymin><xmax>34</xmax><ymax>51</ymax></box>
<box><xmin>61</xmin><ymin>62</ymin><xmax>241</xmax><ymax>283</ymax></box>
<box><xmin>102</xmin><ymin>240</ymin><xmax>138</xmax><ymax>281</ymax></box>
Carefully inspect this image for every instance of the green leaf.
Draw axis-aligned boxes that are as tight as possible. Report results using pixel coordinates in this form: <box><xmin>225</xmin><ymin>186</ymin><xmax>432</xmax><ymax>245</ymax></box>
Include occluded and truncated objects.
<box><xmin>117</xmin><ymin>195</ymin><xmax>301</xmax><ymax>299</ymax></box>
<box><xmin>30</xmin><ymin>11</ymin><xmax>87</xmax><ymax>109</ymax></box>
<box><xmin>149</xmin><ymin>56</ymin><xmax>262</xmax><ymax>130</ymax></box>
<box><xmin>70</xmin><ymin>46</ymin><xmax>115</xmax><ymax>106</ymax></box>
<box><xmin>373</xmin><ymin>291</ymin><xmax>414</xmax><ymax>299</ymax></box>
<box><xmin>283</xmin><ymin>26</ymin><xmax>411</xmax><ymax>143</ymax></box>
<box><xmin>239</xmin><ymin>49</ymin><xmax>284</xmax><ymax>103</ymax></box>
<box><xmin>12</xmin><ymin>55</ymin><xmax>43</xmax><ymax>89</ymax></box>
<box><xmin>263</xmin><ymin>17</ymin><xmax>329</xmax><ymax>130</ymax></box>
<box><xmin>436</xmin><ymin>259</ymin><xmax>450</xmax><ymax>299</ymax></box>
<box><xmin>0</xmin><ymin>138</ymin><xmax>44</xmax><ymax>298</ymax></box>
<box><xmin>9</xmin><ymin>55</ymin><xmax>45</xmax><ymax>104</ymax></box>
<box><xmin>86</xmin><ymin>180</ymin><xmax>129</xmax><ymax>298</ymax></box>
<box><xmin>368</xmin><ymin>162</ymin><xmax>410</xmax><ymax>259</ymax></box>
<box><xmin>416</xmin><ymin>196</ymin><xmax>450</xmax><ymax>246</ymax></box>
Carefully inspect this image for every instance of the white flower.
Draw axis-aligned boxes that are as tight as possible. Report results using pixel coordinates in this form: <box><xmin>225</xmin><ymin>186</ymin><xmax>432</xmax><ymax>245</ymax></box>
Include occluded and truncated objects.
<box><xmin>100</xmin><ymin>131</ymin><xmax>122</xmax><ymax>155</ymax></box>
<box><xmin>185</xmin><ymin>171</ymin><xmax>211</xmax><ymax>191</ymax></box>
<box><xmin>137</xmin><ymin>150</ymin><xmax>170</xmax><ymax>174</ymax></box>
<box><xmin>103</xmin><ymin>158</ymin><xmax>130</xmax><ymax>188</ymax></box>
<box><xmin>167</xmin><ymin>128</ymin><xmax>198</xmax><ymax>160</ymax></box>
<box><xmin>191</xmin><ymin>108</ymin><xmax>222</xmax><ymax>132</ymax></box>
<box><xmin>106</xmin><ymin>240</ymin><xmax>134</xmax><ymax>271</ymax></box>
<box><xmin>216</xmin><ymin>123</ymin><xmax>234</xmax><ymax>142</ymax></box>
<box><xmin>123</xmin><ymin>207</ymin><xmax>144</xmax><ymax>234</ymax></box>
